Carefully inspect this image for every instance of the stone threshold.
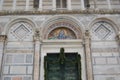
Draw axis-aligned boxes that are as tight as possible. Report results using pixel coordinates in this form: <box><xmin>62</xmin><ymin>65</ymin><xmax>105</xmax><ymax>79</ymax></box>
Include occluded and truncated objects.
<box><xmin>0</xmin><ymin>9</ymin><xmax>120</xmax><ymax>16</ymax></box>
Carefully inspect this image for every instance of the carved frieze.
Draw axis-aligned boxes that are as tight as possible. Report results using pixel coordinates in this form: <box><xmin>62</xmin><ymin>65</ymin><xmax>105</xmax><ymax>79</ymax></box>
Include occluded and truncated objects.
<box><xmin>0</xmin><ymin>9</ymin><xmax>120</xmax><ymax>16</ymax></box>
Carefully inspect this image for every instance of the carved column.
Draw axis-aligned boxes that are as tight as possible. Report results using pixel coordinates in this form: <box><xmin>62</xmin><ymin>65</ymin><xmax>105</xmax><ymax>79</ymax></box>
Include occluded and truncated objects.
<box><xmin>84</xmin><ymin>30</ymin><xmax>93</xmax><ymax>80</ymax></box>
<box><xmin>0</xmin><ymin>35</ymin><xmax>7</xmax><ymax>77</ymax></box>
<box><xmin>33</xmin><ymin>30</ymin><xmax>42</xmax><ymax>80</ymax></box>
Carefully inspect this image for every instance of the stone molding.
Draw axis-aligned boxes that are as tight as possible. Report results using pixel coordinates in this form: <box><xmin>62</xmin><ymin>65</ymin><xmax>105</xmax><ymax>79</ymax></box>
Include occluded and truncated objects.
<box><xmin>0</xmin><ymin>9</ymin><xmax>120</xmax><ymax>16</ymax></box>
<box><xmin>0</xmin><ymin>35</ymin><xmax>7</xmax><ymax>42</ymax></box>
<box><xmin>43</xmin><ymin>21</ymin><xmax>82</xmax><ymax>39</ymax></box>
<box><xmin>84</xmin><ymin>30</ymin><xmax>93</xmax><ymax>80</ymax></box>
<box><xmin>92</xmin><ymin>48</ymin><xmax>119</xmax><ymax>52</ymax></box>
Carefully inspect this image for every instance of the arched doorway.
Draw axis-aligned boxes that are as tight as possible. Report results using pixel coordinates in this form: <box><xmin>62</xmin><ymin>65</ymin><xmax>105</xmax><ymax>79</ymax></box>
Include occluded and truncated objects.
<box><xmin>40</xmin><ymin>17</ymin><xmax>86</xmax><ymax>80</ymax></box>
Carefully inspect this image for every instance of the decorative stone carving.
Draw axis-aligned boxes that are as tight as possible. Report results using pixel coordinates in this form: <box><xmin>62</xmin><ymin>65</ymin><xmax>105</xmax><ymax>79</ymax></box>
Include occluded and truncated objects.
<box><xmin>8</xmin><ymin>22</ymin><xmax>33</xmax><ymax>41</ymax></box>
<box><xmin>0</xmin><ymin>9</ymin><xmax>120</xmax><ymax>16</ymax></box>
<box><xmin>0</xmin><ymin>35</ymin><xmax>7</xmax><ymax>42</ymax></box>
<box><xmin>34</xmin><ymin>29</ymin><xmax>41</xmax><ymax>41</ymax></box>
<box><xmin>91</xmin><ymin>21</ymin><xmax>116</xmax><ymax>40</ymax></box>
<box><xmin>13</xmin><ymin>24</ymin><xmax>31</xmax><ymax>39</ymax></box>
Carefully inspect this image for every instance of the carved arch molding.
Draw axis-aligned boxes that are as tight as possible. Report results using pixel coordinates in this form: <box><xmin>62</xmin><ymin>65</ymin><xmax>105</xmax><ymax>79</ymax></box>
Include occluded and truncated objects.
<box><xmin>43</xmin><ymin>21</ymin><xmax>82</xmax><ymax>40</ymax></box>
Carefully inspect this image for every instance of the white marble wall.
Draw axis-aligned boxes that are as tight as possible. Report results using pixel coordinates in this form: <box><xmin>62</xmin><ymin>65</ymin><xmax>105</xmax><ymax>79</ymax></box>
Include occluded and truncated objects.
<box><xmin>0</xmin><ymin>14</ymin><xmax>120</xmax><ymax>80</ymax></box>
<box><xmin>91</xmin><ymin>41</ymin><xmax>120</xmax><ymax>80</ymax></box>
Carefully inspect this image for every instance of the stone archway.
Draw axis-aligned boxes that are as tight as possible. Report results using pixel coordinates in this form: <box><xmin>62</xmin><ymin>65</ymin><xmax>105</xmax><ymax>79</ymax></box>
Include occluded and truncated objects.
<box><xmin>40</xmin><ymin>16</ymin><xmax>89</xmax><ymax>80</ymax></box>
<box><xmin>41</xmin><ymin>15</ymin><xmax>83</xmax><ymax>40</ymax></box>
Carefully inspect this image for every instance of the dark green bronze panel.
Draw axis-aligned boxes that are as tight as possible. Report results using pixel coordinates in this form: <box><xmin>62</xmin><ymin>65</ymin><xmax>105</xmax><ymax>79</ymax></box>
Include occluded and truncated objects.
<box><xmin>44</xmin><ymin>48</ymin><xmax>81</xmax><ymax>80</ymax></box>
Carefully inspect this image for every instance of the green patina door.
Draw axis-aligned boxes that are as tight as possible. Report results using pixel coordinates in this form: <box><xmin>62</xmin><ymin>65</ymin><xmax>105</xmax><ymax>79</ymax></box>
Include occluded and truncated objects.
<box><xmin>44</xmin><ymin>48</ymin><xmax>81</xmax><ymax>80</ymax></box>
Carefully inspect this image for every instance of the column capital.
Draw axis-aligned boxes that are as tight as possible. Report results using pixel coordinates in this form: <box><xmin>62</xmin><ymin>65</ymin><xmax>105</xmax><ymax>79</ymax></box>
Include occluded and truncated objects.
<box><xmin>34</xmin><ymin>30</ymin><xmax>42</xmax><ymax>42</ymax></box>
<box><xmin>84</xmin><ymin>30</ymin><xmax>91</xmax><ymax>39</ymax></box>
<box><xmin>0</xmin><ymin>35</ymin><xmax>7</xmax><ymax>42</ymax></box>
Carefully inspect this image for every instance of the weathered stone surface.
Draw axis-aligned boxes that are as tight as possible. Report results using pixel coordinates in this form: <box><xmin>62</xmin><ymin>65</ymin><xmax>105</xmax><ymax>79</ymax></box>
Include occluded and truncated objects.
<box><xmin>107</xmin><ymin>57</ymin><xmax>118</xmax><ymax>64</ymax></box>
<box><xmin>3</xmin><ymin>66</ymin><xmax>9</xmax><ymax>74</ymax></box>
<box><xmin>27</xmin><ymin>66</ymin><xmax>33</xmax><ymax>74</ymax></box>
<box><xmin>94</xmin><ymin>75</ymin><xmax>120</xmax><ymax>80</ymax></box>
<box><xmin>95</xmin><ymin>58</ymin><xmax>107</xmax><ymax>64</ymax></box>
<box><xmin>10</xmin><ymin>66</ymin><xmax>26</xmax><ymax>74</ymax></box>
<box><xmin>93</xmin><ymin>65</ymin><xmax>120</xmax><ymax>74</ymax></box>
<box><xmin>92</xmin><ymin>52</ymin><xmax>101</xmax><ymax>57</ymax></box>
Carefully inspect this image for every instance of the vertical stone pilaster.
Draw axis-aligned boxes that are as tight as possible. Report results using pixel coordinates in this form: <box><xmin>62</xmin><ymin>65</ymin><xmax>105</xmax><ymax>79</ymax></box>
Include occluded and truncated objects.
<box><xmin>84</xmin><ymin>30</ymin><xmax>93</xmax><ymax>80</ymax></box>
<box><xmin>67</xmin><ymin>0</ymin><xmax>72</xmax><ymax>10</ymax></box>
<box><xmin>107</xmin><ymin>0</ymin><xmax>111</xmax><ymax>9</ymax></box>
<box><xmin>12</xmin><ymin>0</ymin><xmax>16</xmax><ymax>10</ymax></box>
<box><xmin>0</xmin><ymin>35</ymin><xmax>7</xmax><ymax>78</ymax></box>
<box><xmin>39</xmin><ymin>0</ymin><xmax>43</xmax><ymax>11</ymax></box>
<box><xmin>33</xmin><ymin>30</ymin><xmax>42</xmax><ymax>80</ymax></box>
<box><xmin>25</xmin><ymin>0</ymin><xmax>30</xmax><ymax>11</ymax></box>
<box><xmin>81</xmin><ymin>0</ymin><xmax>85</xmax><ymax>10</ymax></box>
<box><xmin>52</xmin><ymin>0</ymin><xmax>56</xmax><ymax>10</ymax></box>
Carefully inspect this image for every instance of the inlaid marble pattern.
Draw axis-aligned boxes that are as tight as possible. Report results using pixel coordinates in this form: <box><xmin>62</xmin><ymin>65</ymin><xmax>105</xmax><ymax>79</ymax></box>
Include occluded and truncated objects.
<box><xmin>8</xmin><ymin>22</ymin><xmax>33</xmax><ymax>41</ymax></box>
<box><xmin>91</xmin><ymin>21</ymin><xmax>116</xmax><ymax>40</ymax></box>
<box><xmin>13</xmin><ymin>24</ymin><xmax>30</xmax><ymax>39</ymax></box>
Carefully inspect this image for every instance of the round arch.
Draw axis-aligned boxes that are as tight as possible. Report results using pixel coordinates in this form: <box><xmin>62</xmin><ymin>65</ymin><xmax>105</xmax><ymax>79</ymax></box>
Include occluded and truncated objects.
<box><xmin>41</xmin><ymin>15</ymin><xmax>84</xmax><ymax>39</ymax></box>
<box><xmin>4</xmin><ymin>17</ymin><xmax>37</xmax><ymax>35</ymax></box>
<box><xmin>89</xmin><ymin>17</ymin><xmax>119</xmax><ymax>40</ymax></box>
<box><xmin>88</xmin><ymin>17</ymin><xmax>119</xmax><ymax>34</ymax></box>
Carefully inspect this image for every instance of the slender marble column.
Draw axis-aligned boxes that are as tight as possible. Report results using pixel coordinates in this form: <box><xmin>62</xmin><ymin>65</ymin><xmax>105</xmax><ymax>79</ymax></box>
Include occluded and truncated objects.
<box><xmin>0</xmin><ymin>0</ymin><xmax>4</xmax><ymax>10</ymax></box>
<box><xmin>67</xmin><ymin>0</ymin><xmax>72</xmax><ymax>10</ymax></box>
<box><xmin>81</xmin><ymin>0</ymin><xmax>85</xmax><ymax>10</ymax></box>
<box><xmin>0</xmin><ymin>35</ymin><xmax>7</xmax><ymax>78</ymax></box>
<box><xmin>12</xmin><ymin>0</ymin><xmax>16</xmax><ymax>10</ymax></box>
<box><xmin>84</xmin><ymin>30</ymin><xmax>93</xmax><ymax>80</ymax></box>
<box><xmin>39</xmin><ymin>0</ymin><xmax>43</xmax><ymax>11</ymax></box>
<box><xmin>33</xmin><ymin>30</ymin><xmax>42</xmax><ymax>80</ymax></box>
<box><xmin>107</xmin><ymin>0</ymin><xmax>111</xmax><ymax>9</ymax></box>
<box><xmin>52</xmin><ymin>0</ymin><xmax>56</xmax><ymax>10</ymax></box>
<box><xmin>25</xmin><ymin>0</ymin><xmax>30</xmax><ymax>10</ymax></box>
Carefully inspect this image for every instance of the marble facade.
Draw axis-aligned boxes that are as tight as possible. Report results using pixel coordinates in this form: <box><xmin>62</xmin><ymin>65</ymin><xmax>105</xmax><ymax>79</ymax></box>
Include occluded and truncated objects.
<box><xmin>0</xmin><ymin>13</ymin><xmax>120</xmax><ymax>80</ymax></box>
